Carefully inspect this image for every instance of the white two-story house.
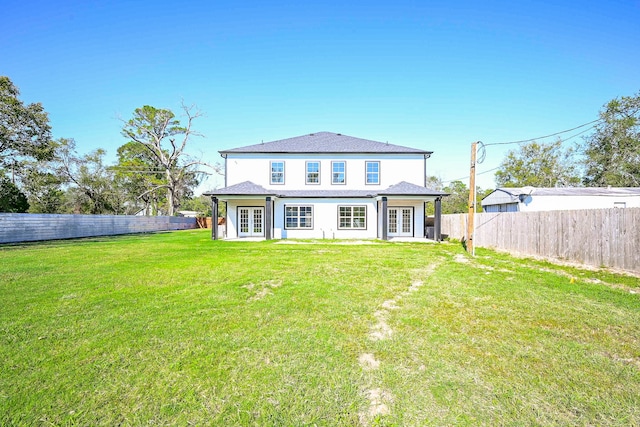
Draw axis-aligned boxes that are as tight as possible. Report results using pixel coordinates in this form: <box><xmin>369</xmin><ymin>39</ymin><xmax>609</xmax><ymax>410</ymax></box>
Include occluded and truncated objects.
<box><xmin>205</xmin><ymin>132</ymin><xmax>447</xmax><ymax>240</ymax></box>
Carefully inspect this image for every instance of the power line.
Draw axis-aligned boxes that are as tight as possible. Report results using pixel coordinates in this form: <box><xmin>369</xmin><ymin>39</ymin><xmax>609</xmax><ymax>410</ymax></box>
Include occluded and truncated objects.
<box><xmin>444</xmin><ymin>119</ymin><xmax>601</xmax><ymax>183</ymax></box>
<box><xmin>109</xmin><ymin>170</ymin><xmax>163</xmax><ymax>172</ymax></box>
<box><xmin>442</xmin><ymin>166</ymin><xmax>501</xmax><ymax>184</ymax></box>
<box><xmin>441</xmin><ymin>118</ymin><xmax>601</xmax><ymax>187</ymax></box>
<box><xmin>557</xmin><ymin>125</ymin><xmax>598</xmax><ymax>143</ymax></box>
<box><xmin>483</xmin><ymin>118</ymin><xmax>601</xmax><ymax>147</ymax></box>
<box><xmin>109</xmin><ymin>166</ymin><xmax>203</xmax><ymax>172</ymax></box>
<box><xmin>109</xmin><ymin>166</ymin><xmax>173</xmax><ymax>170</ymax></box>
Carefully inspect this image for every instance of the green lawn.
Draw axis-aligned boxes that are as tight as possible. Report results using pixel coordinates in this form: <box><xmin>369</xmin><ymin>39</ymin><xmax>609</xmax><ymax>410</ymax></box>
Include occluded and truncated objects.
<box><xmin>1</xmin><ymin>230</ymin><xmax>639</xmax><ymax>426</ymax></box>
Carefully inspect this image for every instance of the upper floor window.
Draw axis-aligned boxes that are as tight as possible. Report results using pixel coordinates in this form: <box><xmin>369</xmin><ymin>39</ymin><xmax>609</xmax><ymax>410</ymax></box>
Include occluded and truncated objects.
<box><xmin>271</xmin><ymin>161</ymin><xmax>284</xmax><ymax>185</ymax></box>
<box><xmin>306</xmin><ymin>161</ymin><xmax>320</xmax><ymax>184</ymax></box>
<box><xmin>285</xmin><ymin>205</ymin><xmax>313</xmax><ymax>229</ymax></box>
<box><xmin>365</xmin><ymin>161</ymin><xmax>380</xmax><ymax>185</ymax></box>
<box><xmin>332</xmin><ymin>161</ymin><xmax>346</xmax><ymax>185</ymax></box>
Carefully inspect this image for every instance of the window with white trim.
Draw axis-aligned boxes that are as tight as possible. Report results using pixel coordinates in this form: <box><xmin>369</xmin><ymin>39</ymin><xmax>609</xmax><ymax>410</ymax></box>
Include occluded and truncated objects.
<box><xmin>332</xmin><ymin>161</ymin><xmax>346</xmax><ymax>184</ymax></box>
<box><xmin>365</xmin><ymin>161</ymin><xmax>380</xmax><ymax>184</ymax></box>
<box><xmin>271</xmin><ymin>161</ymin><xmax>284</xmax><ymax>184</ymax></box>
<box><xmin>338</xmin><ymin>206</ymin><xmax>366</xmax><ymax>229</ymax></box>
<box><xmin>306</xmin><ymin>161</ymin><xmax>320</xmax><ymax>184</ymax></box>
<box><xmin>285</xmin><ymin>205</ymin><xmax>313</xmax><ymax>229</ymax></box>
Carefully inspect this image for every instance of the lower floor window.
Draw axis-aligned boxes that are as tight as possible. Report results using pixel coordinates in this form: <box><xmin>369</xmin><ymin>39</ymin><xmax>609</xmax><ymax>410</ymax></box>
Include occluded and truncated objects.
<box><xmin>339</xmin><ymin>206</ymin><xmax>366</xmax><ymax>229</ymax></box>
<box><xmin>285</xmin><ymin>205</ymin><xmax>313</xmax><ymax>229</ymax></box>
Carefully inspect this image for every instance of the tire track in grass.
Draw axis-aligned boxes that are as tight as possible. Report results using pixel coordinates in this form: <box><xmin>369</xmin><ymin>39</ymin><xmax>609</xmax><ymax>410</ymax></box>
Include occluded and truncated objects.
<box><xmin>357</xmin><ymin>261</ymin><xmax>442</xmax><ymax>426</ymax></box>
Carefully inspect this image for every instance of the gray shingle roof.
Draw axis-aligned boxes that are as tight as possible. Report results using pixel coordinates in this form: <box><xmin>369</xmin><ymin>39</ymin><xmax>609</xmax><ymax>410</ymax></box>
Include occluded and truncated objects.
<box><xmin>220</xmin><ymin>132</ymin><xmax>432</xmax><ymax>154</ymax></box>
<box><xmin>204</xmin><ymin>181</ymin><xmax>275</xmax><ymax>196</ymax></box>
<box><xmin>205</xmin><ymin>181</ymin><xmax>447</xmax><ymax>198</ymax></box>
<box><xmin>492</xmin><ymin>187</ymin><xmax>640</xmax><ymax>197</ymax></box>
<box><xmin>275</xmin><ymin>189</ymin><xmax>377</xmax><ymax>198</ymax></box>
<box><xmin>378</xmin><ymin>181</ymin><xmax>449</xmax><ymax>196</ymax></box>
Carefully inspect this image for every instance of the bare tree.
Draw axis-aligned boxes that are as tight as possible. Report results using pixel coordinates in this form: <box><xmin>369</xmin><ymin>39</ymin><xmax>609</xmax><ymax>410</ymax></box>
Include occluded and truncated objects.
<box><xmin>121</xmin><ymin>103</ymin><xmax>215</xmax><ymax>215</ymax></box>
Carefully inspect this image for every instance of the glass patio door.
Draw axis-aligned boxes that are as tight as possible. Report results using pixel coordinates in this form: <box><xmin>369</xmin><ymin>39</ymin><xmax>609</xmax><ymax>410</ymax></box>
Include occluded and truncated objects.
<box><xmin>238</xmin><ymin>207</ymin><xmax>264</xmax><ymax>237</ymax></box>
<box><xmin>388</xmin><ymin>207</ymin><xmax>413</xmax><ymax>237</ymax></box>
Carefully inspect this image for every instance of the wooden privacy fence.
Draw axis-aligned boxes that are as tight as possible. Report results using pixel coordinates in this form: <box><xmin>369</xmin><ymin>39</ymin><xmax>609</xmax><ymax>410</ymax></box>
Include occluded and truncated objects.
<box><xmin>196</xmin><ymin>217</ymin><xmax>212</xmax><ymax>228</ymax></box>
<box><xmin>441</xmin><ymin>208</ymin><xmax>640</xmax><ymax>274</ymax></box>
<box><xmin>0</xmin><ymin>213</ymin><xmax>197</xmax><ymax>244</ymax></box>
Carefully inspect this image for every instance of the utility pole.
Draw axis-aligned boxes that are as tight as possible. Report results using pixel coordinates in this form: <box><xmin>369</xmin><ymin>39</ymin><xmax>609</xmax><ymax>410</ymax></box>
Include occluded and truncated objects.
<box><xmin>467</xmin><ymin>142</ymin><xmax>477</xmax><ymax>256</ymax></box>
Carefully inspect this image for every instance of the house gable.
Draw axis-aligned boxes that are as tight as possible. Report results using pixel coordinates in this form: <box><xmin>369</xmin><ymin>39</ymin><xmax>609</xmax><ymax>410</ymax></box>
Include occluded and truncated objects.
<box><xmin>220</xmin><ymin>131</ymin><xmax>433</xmax><ymax>155</ymax></box>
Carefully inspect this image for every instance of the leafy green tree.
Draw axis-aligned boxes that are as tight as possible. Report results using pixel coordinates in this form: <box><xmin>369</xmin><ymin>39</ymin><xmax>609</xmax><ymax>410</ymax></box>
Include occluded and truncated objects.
<box><xmin>441</xmin><ymin>180</ymin><xmax>470</xmax><ymax>214</ymax></box>
<box><xmin>494</xmin><ymin>140</ymin><xmax>580</xmax><ymax>188</ymax></box>
<box><xmin>0</xmin><ymin>76</ymin><xmax>53</xmax><ymax>168</ymax></box>
<box><xmin>54</xmin><ymin>138</ymin><xmax>124</xmax><ymax>214</ymax></box>
<box><xmin>424</xmin><ymin>177</ymin><xmax>490</xmax><ymax>215</ymax></box>
<box><xmin>20</xmin><ymin>163</ymin><xmax>67</xmax><ymax>213</ymax></box>
<box><xmin>180</xmin><ymin>194</ymin><xmax>230</xmax><ymax>218</ymax></box>
<box><xmin>180</xmin><ymin>195</ymin><xmax>210</xmax><ymax>216</ymax></box>
<box><xmin>424</xmin><ymin>176</ymin><xmax>443</xmax><ymax>215</ymax></box>
<box><xmin>583</xmin><ymin>92</ymin><xmax>640</xmax><ymax>186</ymax></box>
<box><xmin>425</xmin><ymin>175</ymin><xmax>443</xmax><ymax>191</ymax></box>
<box><xmin>121</xmin><ymin>104</ymin><xmax>212</xmax><ymax>215</ymax></box>
<box><xmin>0</xmin><ymin>175</ymin><xmax>29</xmax><ymax>212</ymax></box>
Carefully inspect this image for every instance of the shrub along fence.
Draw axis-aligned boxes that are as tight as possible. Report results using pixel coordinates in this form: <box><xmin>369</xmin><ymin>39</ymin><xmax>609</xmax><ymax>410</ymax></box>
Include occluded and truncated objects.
<box><xmin>0</xmin><ymin>213</ymin><xmax>197</xmax><ymax>244</ymax></box>
<box><xmin>442</xmin><ymin>208</ymin><xmax>640</xmax><ymax>275</ymax></box>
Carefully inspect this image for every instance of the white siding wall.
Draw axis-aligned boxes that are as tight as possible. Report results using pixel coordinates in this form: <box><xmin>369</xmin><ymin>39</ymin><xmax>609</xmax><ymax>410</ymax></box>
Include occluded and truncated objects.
<box><xmin>273</xmin><ymin>198</ymin><xmax>378</xmax><ymax>239</ymax></box>
<box><xmin>223</xmin><ymin>198</ymin><xmax>428</xmax><ymax>239</ymax></box>
<box><xmin>225</xmin><ymin>153</ymin><xmax>425</xmax><ymax>189</ymax></box>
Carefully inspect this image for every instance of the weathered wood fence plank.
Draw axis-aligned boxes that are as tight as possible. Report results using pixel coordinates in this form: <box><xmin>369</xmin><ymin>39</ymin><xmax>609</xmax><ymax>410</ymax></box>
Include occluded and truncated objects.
<box><xmin>442</xmin><ymin>208</ymin><xmax>640</xmax><ymax>274</ymax></box>
<box><xmin>0</xmin><ymin>214</ymin><xmax>197</xmax><ymax>244</ymax></box>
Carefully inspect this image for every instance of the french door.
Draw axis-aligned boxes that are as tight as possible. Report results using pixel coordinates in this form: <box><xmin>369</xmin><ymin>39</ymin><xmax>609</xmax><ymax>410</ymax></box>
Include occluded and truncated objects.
<box><xmin>238</xmin><ymin>207</ymin><xmax>264</xmax><ymax>237</ymax></box>
<box><xmin>388</xmin><ymin>207</ymin><xmax>413</xmax><ymax>237</ymax></box>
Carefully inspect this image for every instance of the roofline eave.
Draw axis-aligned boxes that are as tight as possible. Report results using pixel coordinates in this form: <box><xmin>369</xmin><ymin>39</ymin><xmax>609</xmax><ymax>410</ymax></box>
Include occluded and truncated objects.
<box><xmin>219</xmin><ymin>150</ymin><xmax>434</xmax><ymax>155</ymax></box>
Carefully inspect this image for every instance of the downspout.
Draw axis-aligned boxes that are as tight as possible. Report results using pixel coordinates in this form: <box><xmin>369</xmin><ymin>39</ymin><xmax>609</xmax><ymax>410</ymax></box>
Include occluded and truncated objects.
<box><xmin>221</xmin><ymin>153</ymin><xmax>228</xmax><ymax>187</ymax></box>
<box><xmin>423</xmin><ymin>153</ymin><xmax>432</xmax><ymax>187</ymax></box>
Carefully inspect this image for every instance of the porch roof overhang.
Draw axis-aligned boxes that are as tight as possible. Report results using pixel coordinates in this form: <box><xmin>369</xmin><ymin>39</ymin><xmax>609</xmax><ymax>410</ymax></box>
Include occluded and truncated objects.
<box><xmin>203</xmin><ymin>181</ymin><xmax>276</xmax><ymax>199</ymax></box>
<box><xmin>204</xmin><ymin>180</ymin><xmax>449</xmax><ymax>201</ymax></box>
<box><xmin>376</xmin><ymin>195</ymin><xmax>442</xmax><ymax>201</ymax></box>
<box><xmin>377</xmin><ymin>181</ymin><xmax>449</xmax><ymax>199</ymax></box>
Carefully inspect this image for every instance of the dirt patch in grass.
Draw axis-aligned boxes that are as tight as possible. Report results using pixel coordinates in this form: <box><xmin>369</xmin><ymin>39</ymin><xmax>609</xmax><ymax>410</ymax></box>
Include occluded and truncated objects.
<box><xmin>358</xmin><ymin>353</ymin><xmax>380</xmax><ymax>370</ymax></box>
<box><xmin>359</xmin><ymin>388</ymin><xmax>392</xmax><ymax>424</ymax></box>
<box><xmin>370</xmin><ymin>310</ymin><xmax>394</xmax><ymax>341</ymax></box>
<box><xmin>242</xmin><ymin>280</ymin><xmax>282</xmax><ymax>301</ymax></box>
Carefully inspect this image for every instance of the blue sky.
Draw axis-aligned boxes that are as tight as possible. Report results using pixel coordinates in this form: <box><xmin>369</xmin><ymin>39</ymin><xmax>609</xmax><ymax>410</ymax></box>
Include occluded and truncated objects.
<box><xmin>3</xmin><ymin>0</ymin><xmax>639</xmax><ymax>192</ymax></box>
